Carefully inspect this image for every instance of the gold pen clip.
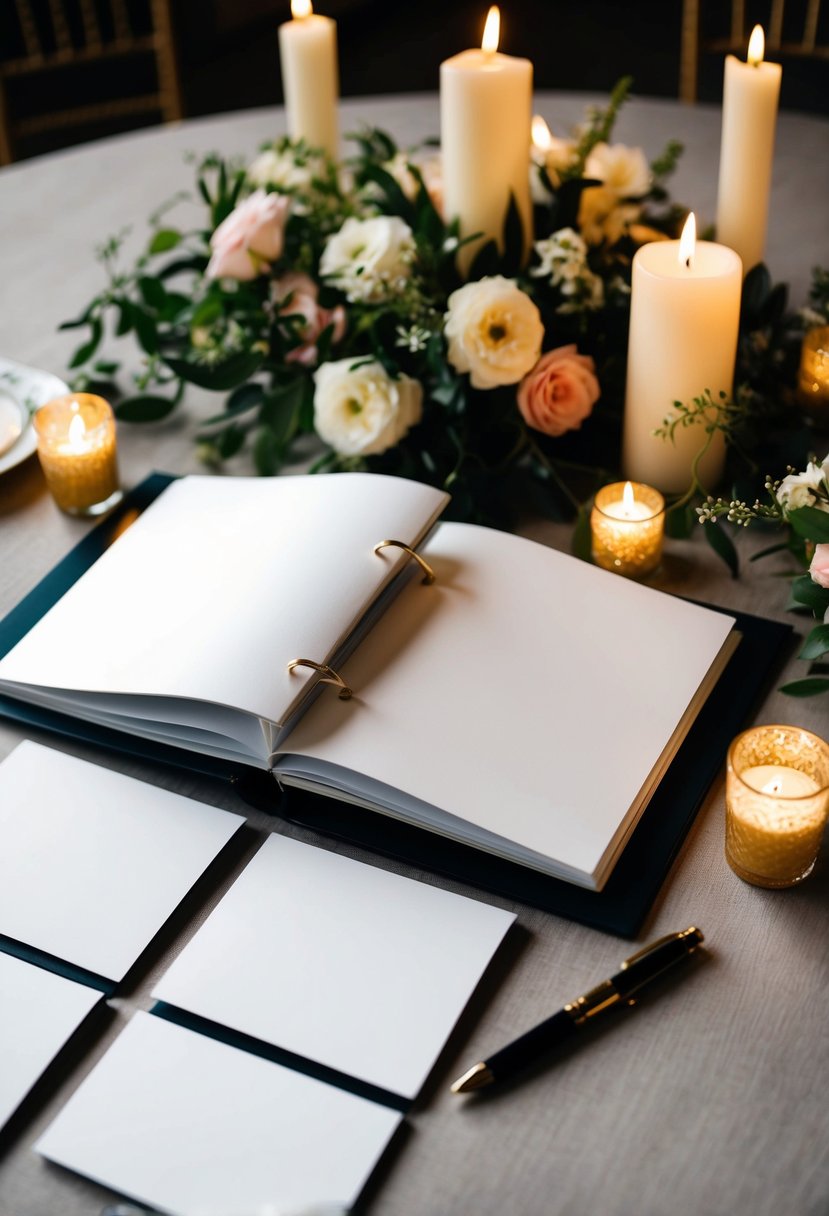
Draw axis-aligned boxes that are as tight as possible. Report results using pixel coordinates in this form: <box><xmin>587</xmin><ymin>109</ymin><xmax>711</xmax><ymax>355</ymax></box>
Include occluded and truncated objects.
<box><xmin>620</xmin><ymin>926</ymin><xmax>704</xmax><ymax>970</ymax></box>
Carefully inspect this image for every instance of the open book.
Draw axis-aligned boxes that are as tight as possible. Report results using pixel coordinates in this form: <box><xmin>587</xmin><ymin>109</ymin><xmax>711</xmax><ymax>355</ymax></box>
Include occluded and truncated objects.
<box><xmin>0</xmin><ymin>473</ymin><xmax>736</xmax><ymax>891</ymax></box>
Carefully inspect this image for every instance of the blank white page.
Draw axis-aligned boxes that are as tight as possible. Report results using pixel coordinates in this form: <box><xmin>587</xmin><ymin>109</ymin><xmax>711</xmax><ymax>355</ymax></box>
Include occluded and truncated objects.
<box><xmin>0</xmin><ymin>473</ymin><xmax>448</xmax><ymax>725</ymax></box>
<box><xmin>36</xmin><ymin>1011</ymin><xmax>401</xmax><ymax>1216</ymax></box>
<box><xmin>280</xmin><ymin>522</ymin><xmax>736</xmax><ymax>884</ymax></box>
<box><xmin>0</xmin><ymin>953</ymin><xmax>101</xmax><ymax>1131</ymax></box>
<box><xmin>154</xmin><ymin>833</ymin><xmax>515</xmax><ymax>1099</ymax></box>
<box><xmin>0</xmin><ymin>742</ymin><xmax>244</xmax><ymax>979</ymax></box>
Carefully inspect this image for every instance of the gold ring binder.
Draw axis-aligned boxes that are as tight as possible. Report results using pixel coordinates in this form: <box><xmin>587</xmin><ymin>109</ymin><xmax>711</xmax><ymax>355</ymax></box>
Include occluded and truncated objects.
<box><xmin>287</xmin><ymin>659</ymin><xmax>353</xmax><ymax>700</ymax></box>
<box><xmin>374</xmin><ymin>539</ymin><xmax>436</xmax><ymax>585</ymax></box>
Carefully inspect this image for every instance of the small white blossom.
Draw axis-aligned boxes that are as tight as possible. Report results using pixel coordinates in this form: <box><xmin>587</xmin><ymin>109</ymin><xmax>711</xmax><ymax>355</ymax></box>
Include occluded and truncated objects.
<box><xmin>395</xmin><ymin>324</ymin><xmax>431</xmax><ymax>353</ymax></box>
<box><xmin>531</xmin><ymin>227</ymin><xmax>605</xmax><ymax>313</ymax></box>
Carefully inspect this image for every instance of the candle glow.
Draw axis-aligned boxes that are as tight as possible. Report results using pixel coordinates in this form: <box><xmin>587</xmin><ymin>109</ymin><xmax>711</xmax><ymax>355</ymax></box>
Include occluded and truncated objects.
<box><xmin>747</xmin><ymin>24</ymin><xmax>765</xmax><ymax>66</ymax></box>
<box><xmin>482</xmin><ymin>6</ymin><xmax>500</xmax><ymax>53</ymax></box>
<box><xmin>678</xmin><ymin>211</ymin><xmax>696</xmax><ymax>269</ymax></box>
<box><xmin>531</xmin><ymin>114</ymin><xmax>552</xmax><ymax>152</ymax></box>
<box><xmin>291</xmin><ymin>0</ymin><xmax>312</xmax><ymax>18</ymax></box>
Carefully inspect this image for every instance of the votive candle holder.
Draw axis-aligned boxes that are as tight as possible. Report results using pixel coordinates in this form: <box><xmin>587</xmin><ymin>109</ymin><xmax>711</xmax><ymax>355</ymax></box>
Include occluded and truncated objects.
<box><xmin>34</xmin><ymin>393</ymin><xmax>122</xmax><ymax>516</ymax></box>
<box><xmin>590</xmin><ymin>481</ymin><xmax>665</xmax><ymax>578</ymax></box>
<box><xmin>796</xmin><ymin>325</ymin><xmax>829</xmax><ymax>426</ymax></box>
<box><xmin>725</xmin><ymin>724</ymin><xmax>829</xmax><ymax>888</ymax></box>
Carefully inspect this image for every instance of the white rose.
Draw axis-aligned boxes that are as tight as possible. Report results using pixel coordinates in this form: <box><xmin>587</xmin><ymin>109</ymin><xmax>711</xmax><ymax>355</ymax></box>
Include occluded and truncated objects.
<box><xmin>248</xmin><ymin>147</ymin><xmax>320</xmax><ymax>193</ymax></box>
<box><xmin>320</xmin><ymin>216</ymin><xmax>416</xmax><ymax>303</ymax></box>
<box><xmin>584</xmin><ymin>142</ymin><xmax>651</xmax><ymax>198</ymax></box>
<box><xmin>777</xmin><ymin>462</ymin><xmax>827</xmax><ymax>510</ymax></box>
<box><xmin>313</xmin><ymin>358</ymin><xmax>423</xmax><ymax>456</ymax></box>
<box><xmin>444</xmin><ymin>276</ymin><xmax>544</xmax><ymax>390</ymax></box>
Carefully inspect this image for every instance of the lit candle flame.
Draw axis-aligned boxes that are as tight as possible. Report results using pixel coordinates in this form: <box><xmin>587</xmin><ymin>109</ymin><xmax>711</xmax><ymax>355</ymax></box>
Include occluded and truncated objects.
<box><xmin>622</xmin><ymin>481</ymin><xmax>635</xmax><ymax>516</ymax></box>
<box><xmin>761</xmin><ymin>777</ymin><xmax>783</xmax><ymax>795</ymax></box>
<box><xmin>291</xmin><ymin>0</ymin><xmax>312</xmax><ymax>17</ymax></box>
<box><xmin>531</xmin><ymin>115</ymin><xmax>552</xmax><ymax>153</ymax></box>
<box><xmin>68</xmin><ymin>413</ymin><xmax>86</xmax><ymax>448</ymax></box>
<box><xmin>747</xmin><ymin>24</ymin><xmax>764</xmax><ymax>66</ymax></box>
<box><xmin>482</xmin><ymin>5</ymin><xmax>500</xmax><ymax>53</ymax></box>
<box><xmin>679</xmin><ymin>211</ymin><xmax>696</xmax><ymax>270</ymax></box>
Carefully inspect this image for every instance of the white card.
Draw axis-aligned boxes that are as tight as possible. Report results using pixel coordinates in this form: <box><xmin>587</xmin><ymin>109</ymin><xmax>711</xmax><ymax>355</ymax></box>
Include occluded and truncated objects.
<box><xmin>154</xmin><ymin>834</ymin><xmax>515</xmax><ymax>1099</ymax></box>
<box><xmin>0</xmin><ymin>953</ymin><xmax>101</xmax><ymax>1131</ymax></box>
<box><xmin>0</xmin><ymin>742</ymin><xmax>244</xmax><ymax>979</ymax></box>
<box><xmin>36</xmin><ymin>1011</ymin><xmax>401</xmax><ymax>1216</ymax></box>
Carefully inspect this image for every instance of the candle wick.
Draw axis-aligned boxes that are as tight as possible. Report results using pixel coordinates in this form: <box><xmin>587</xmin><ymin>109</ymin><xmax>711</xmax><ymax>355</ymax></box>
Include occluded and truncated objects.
<box><xmin>685</xmin><ymin>256</ymin><xmax>691</xmax><ymax>270</ymax></box>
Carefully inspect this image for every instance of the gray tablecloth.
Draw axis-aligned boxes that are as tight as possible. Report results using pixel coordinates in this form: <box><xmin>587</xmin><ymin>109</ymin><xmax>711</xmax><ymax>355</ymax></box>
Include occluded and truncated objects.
<box><xmin>0</xmin><ymin>95</ymin><xmax>828</xmax><ymax>1216</ymax></box>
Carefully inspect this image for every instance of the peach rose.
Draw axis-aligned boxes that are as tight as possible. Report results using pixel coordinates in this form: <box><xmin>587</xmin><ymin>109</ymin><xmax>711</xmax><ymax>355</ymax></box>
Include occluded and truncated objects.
<box><xmin>273</xmin><ymin>272</ymin><xmax>346</xmax><ymax>366</ymax></box>
<box><xmin>517</xmin><ymin>344</ymin><xmax>600</xmax><ymax>437</ymax></box>
<box><xmin>206</xmin><ymin>190</ymin><xmax>290</xmax><ymax>281</ymax></box>
<box><xmin>809</xmin><ymin>543</ymin><xmax>829</xmax><ymax>590</ymax></box>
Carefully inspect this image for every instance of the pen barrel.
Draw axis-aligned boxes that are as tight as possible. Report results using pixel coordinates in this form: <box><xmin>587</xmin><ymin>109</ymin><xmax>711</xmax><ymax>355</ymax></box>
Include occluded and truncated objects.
<box><xmin>485</xmin><ymin>1009</ymin><xmax>578</xmax><ymax>1081</ymax></box>
<box><xmin>613</xmin><ymin>929</ymin><xmax>702</xmax><ymax>998</ymax></box>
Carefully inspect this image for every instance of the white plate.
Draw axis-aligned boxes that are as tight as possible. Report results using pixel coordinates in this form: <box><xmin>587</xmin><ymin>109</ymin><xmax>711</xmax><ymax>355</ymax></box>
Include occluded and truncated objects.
<box><xmin>0</xmin><ymin>356</ymin><xmax>69</xmax><ymax>476</ymax></box>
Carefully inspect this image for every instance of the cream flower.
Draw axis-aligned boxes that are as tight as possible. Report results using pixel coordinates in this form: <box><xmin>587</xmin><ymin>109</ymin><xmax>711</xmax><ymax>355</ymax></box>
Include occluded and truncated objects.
<box><xmin>320</xmin><ymin>216</ymin><xmax>416</xmax><ymax>303</ymax></box>
<box><xmin>531</xmin><ymin>135</ymin><xmax>579</xmax><ymax>200</ymax></box>
<box><xmin>578</xmin><ymin>186</ymin><xmax>640</xmax><ymax>248</ymax></box>
<box><xmin>584</xmin><ymin>142</ymin><xmax>651</xmax><ymax>198</ymax></box>
<box><xmin>313</xmin><ymin>358</ymin><xmax>423</xmax><ymax>456</ymax></box>
<box><xmin>444</xmin><ymin>276</ymin><xmax>544</xmax><ymax>390</ymax></box>
<box><xmin>248</xmin><ymin>146</ymin><xmax>326</xmax><ymax>193</ymax></box>
<box><xmin>777</xmin><ymin>463</ymin><xmax>827</xmax><ymax>510</ymax></box>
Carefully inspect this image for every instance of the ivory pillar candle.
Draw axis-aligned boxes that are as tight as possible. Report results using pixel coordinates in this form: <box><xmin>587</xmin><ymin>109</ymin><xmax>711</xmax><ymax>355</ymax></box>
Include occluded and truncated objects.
<box><xmin>278</xmin><ymin>0</ymin><xmax>339</xmax><ymax>158</ymax></box>
<box><xmin>441</xmin><ymin>6</ymin><xmax>533</xmax><ymax>275</ymax></box>
<box><xmin>622</xmin><ymin>214</ymin><xmax>742</xmax><ymax>495</ymax></box>
<box><xmin>716</xmin><ymin>25</ymin><xmax>781</xmax><ymax>275</ymax></box>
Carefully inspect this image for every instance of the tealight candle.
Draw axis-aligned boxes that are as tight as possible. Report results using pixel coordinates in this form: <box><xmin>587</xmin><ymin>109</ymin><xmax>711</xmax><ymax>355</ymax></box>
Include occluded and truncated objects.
<box><xmin>725</xmin><ymin>725</ymin><xmax>829</xmax><ymax>888</ymax></box>
<box><xmin>34</xmin><ymin>394</ymin><xmax>122</xmax><ymax>516</ymax></box>
<box><xmin>796</xmin><ymin>325</ymin><xmax>829</xmax><ymax>426</ymax></box>
<box><xmin>590</xmin><ymin>480</ymin><xmax>665</xmax><ymax>578</ymax></box>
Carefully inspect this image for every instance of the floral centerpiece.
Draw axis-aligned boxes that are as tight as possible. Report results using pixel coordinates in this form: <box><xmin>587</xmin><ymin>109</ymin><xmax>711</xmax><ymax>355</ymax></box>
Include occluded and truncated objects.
<box><xmin>63</xmin><ymin>79</ymin><xmax>828</xmax><ymax>634</ymax></box>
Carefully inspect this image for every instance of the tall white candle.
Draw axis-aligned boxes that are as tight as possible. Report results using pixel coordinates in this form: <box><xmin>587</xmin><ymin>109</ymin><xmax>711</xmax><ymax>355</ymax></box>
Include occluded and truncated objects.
<box><xmin>716</xmin><ymin>25</ymin><xmax>781</xmax><ymax>274</ymax></box>
<box><xmin>622</xmin><ymin>214</ymin><xmax>742</xmax><ymax>494</ymax></box>
<box><xmin>278</xmin><ymin>0</ymin><xmax>339</xmax><ymax>158</ymax></box>
<box><xmin>440</xmin><ymin>7</ymin><xmax>533</xmax><ymax>275</ymax></box>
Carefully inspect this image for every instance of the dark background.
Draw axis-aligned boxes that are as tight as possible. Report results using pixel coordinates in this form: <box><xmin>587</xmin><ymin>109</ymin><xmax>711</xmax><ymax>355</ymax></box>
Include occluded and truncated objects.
<box><xmin>1</xmin><ymin>0</ymin><xmax>827</xmax><ymax>160</ymax></box>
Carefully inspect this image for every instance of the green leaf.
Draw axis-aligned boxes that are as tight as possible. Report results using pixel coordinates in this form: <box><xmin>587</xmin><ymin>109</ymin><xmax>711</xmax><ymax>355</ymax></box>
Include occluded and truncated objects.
<box><xmin>59</xmin><ymin>304</ymin><xmax>96</xmax><ymax>331</ymax></box>
<box><xmin>115</xmin><ymin>299</ymin><xmax>135</xmax><ymax>336</ymax></box>
<box><xmin>138</xmin><ymin>276</ymin><xmax>167</xmax><ymax>310</ymax></box>
<box><xmin>703</xmin><ymin>520</ymin><xmax>739</xmax><ymax>577</ymax></box>
<box><xmin>467</xmin><ymin>238</ymin><xmax>501</xmax><ymax>281</ymax></box>
<box><xmin>501</xmin><ymin>194</ymin><xmax>524</xmax><ymax>277</ymax></box>
<box><xmin>68</xmin><ymin>318</ymin><xmax>103</xmax><ymax>368</ymax></box>
<box><xmin>149</xmin><ymin>228</ymin><xmax>182</xmax><ymax>254</ymax></box>
<box><xmin>571</xmin><ymin>507</ymin><xmax>592</xmax><ymax>562</ymax></box>
<box><xmin>779</xmin><ymin>677</ymin><xmax>829</xmax><ymax>697</ymax></box>
<box><xmin>799</xmin><ymin>624</ymin><xmax>829</xmax><ymax>661</ymax></box>
<box><xmin>158</xmin><ymin>255</ymin><xmax>208</xmax><ymax>280</ymax></box>
<box><xmin>788</xmin><ymin>575</ymin><xmax>829</xmax><ymax>614</ymax></box>
<box><xmin>163</xmin><ymin>350</ymin><xmax>265</xmax><ymax>391</ymax></box>
<box><xmin>252</xmin><ymin>427</ymin><xmax>281</xmax><ymax>476</ymax></box>
<box><xmin>665</xmin><ymin>504</ymin><xmax>695</xmax><ymax>539</ymax></box>
<box><xmin>132</xmin><ymin>306</ymin><xmax>159</xmax><ymax>355</ymax></box>
<box><xmin>788</xmin><ymin>506</ymin><xmax>829</xmax><ymax>544</ymax></box>
<box><xmin>216</xmin><ymin>423</ymin><xmax>248</xmax><ymax>459</ymax></box>
<box><xmin>191</xmin><ymin>296</ymin><xmax>223</xmax><ymax>329</ymax></box>
<box><xmin>114</xmin><ymin>394</ymin><xmax>178</xmax><ymax>422</ymax></box>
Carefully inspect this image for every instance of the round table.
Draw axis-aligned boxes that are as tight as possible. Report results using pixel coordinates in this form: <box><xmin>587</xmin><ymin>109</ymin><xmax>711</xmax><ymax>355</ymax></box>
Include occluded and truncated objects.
<box><xmin>1</xmin><ymin>95</ymin><xmax>828</xmax><ymax>1216</ymax></box>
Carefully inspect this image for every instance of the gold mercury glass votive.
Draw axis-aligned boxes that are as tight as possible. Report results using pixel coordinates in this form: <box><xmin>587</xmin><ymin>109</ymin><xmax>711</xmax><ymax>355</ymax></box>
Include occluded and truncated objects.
<box><xmin>796</xmin><ymin>325</ymin><xmax>829</xmax><ymax>426</ymax></box>
<box><xmin>34</xmin><ymin>394</ymin><xmax>122</xmax><ymax>516</ymax></box>
<box><xmin>725</xmin><ymin>725</ymin><xmax>829</xmax><ymax>888</ymax></box>
<box><xmin>590</xmin><ymin>480</ymin><xmax>665</xmax><ymax>578</ymax></box>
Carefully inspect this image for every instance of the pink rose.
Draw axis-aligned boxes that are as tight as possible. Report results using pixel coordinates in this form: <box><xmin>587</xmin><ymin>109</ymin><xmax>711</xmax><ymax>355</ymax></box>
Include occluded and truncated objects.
<box><xmin>206</xmin><ymin>190</ymin><xmax>290</xmax><ymax>281</ymax></box>
<box><xmin>273</xmin><ymin>271</ymin><xmax>346</xmax><ymax>367</ymax></box>
<box><xmin>516</xmin><ymin>344</ymin><xmax>600</xmax><ymax>437</ymax></box>
<box><xmin>809</xmin><ymin>543</ymin><xmax>829</xmax><ymax>589</ymax></box>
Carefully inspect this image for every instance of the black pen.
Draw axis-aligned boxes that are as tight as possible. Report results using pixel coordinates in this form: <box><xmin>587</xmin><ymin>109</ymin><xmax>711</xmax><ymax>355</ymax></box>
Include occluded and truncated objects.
<box><xmin>451</xmin><ymin>926</ymin><xmax>705</xmax><ymax>1094</ymax></box>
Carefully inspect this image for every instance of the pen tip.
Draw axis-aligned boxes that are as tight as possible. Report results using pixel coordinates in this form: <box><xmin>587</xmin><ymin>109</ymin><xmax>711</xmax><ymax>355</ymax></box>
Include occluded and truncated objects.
<box><xmin>450</xmin><ymin>1062</ymin><xmax>494</xmax><ymax>1094</ymax></box>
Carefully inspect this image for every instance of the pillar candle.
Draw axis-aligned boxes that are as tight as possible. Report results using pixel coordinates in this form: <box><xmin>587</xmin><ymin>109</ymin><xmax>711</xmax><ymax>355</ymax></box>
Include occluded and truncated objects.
<box><xmin>622</xmin><ymin>214</ymin><xmax>742</xmax><ymax>495</ymax></box>
<box><xmin>715</xmin><ymin>25</ymin><xmax>781</xmax><ymax>275</ymax></box>
<box><xmin>278</xmin><ymin>0</ymin><xmax>339</xmax><ymax>158</ymax></box>
<box><xmin>441</xmin><ymin>6</ymin><xmax>533</xmax><ymax>275</ymax></box>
